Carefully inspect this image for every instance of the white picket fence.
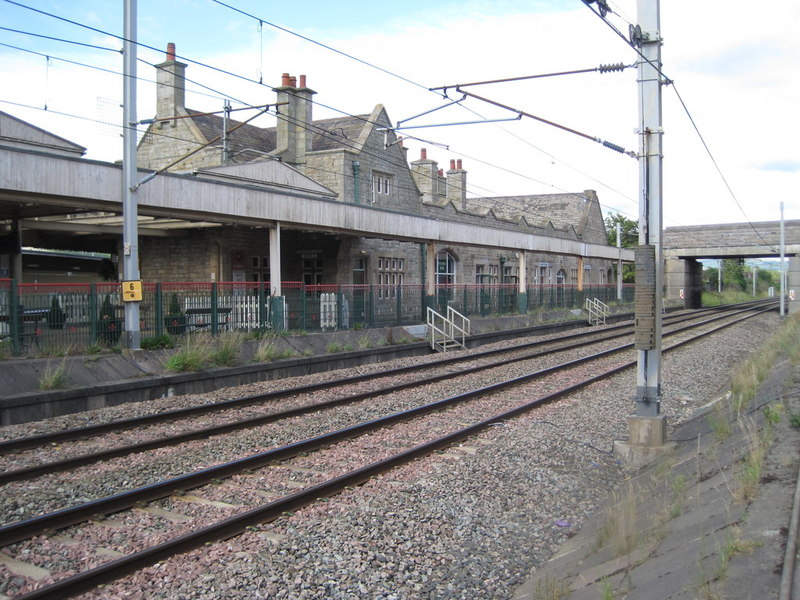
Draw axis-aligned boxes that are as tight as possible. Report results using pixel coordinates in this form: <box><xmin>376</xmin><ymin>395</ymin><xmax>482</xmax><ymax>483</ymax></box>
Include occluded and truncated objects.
<box><xmin>185</xmin><ymin>295</ymin><xmax>287</xmax><ymax>331</ymax></box>
<box><xmin>319</xmin><ymin>293</ymin><xmax>349</xmax><ymax>329</ymax></box>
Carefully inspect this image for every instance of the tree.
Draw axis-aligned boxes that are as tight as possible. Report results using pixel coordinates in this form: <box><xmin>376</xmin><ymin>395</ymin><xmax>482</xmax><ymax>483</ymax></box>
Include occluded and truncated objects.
<box><xmin>98</xmin><ymin>294</ymin><xmax>122</xmax><ymax>345</ymax></box>
<box><xmin>47</xmin><ymin>295</ymin><xmax>66</xmax><ymax>330</ymax></box>
<box><xmin>604</xmin><ymin>212</ymin><xmax>638</xmax><ymax>283</ymax></box>
<box><xmin>703</xmin><ymin>265</ymin><xmax>719</xmax><ymax>291</ymax></box>
<box><xmin>721</xmin><ymin>259</ymin><xmax>747</xmax><ymax>291</ymax></box>
<box><xmin>757</xmin><ymin>267</ymin><xmax>779</xmax><ymax>292</ymax></box>
<box><xmin>165</xmin><ymin>293</ymin><xmax>186</xmax><ymax>335</ymax></box>
<box><xmin>604</xmin><ymin>212</ymin><xmax>638</xmax><ymax>248</ymax></box>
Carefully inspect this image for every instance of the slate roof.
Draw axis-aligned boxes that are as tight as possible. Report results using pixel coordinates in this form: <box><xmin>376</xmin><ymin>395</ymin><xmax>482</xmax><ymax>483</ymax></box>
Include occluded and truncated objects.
<box><xmin>189</xmin><ymin>110</ymin><xmax>276</xmax><ymax>163</ymax></box>
<box><xmin>0</xmin><ymin>110</ymin><xmax>86</xmax><ymax>155</ymax></box>
<box><xmin>468</xmin><ymin>193</ymin><xmax>604</xmax><ymax>241</ymax></box>
<box><xmin>309</xmin><ymin>114</ymin><xmax>371</xmax><ymax>152</ymax></box>
<box><xmin>470</xmin><ymin>193</ymin><xmax>584</xmax><ymax>225</ymax></box>
<box><xmin>187</xmin><ymin>109</ymin><xmax>371</xmax><ymax>161</ymax></box>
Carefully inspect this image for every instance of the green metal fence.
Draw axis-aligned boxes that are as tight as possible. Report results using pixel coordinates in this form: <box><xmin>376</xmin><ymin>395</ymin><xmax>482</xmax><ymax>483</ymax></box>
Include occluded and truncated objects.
<box><xmin>0</xmin><ymin>279</ymin><xmax>634</xmax><ymax>355</ymax></box>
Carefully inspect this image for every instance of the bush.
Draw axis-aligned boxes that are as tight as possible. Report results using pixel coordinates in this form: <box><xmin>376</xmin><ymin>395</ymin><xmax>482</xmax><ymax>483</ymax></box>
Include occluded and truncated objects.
<box><xmin>253</xmin><ymin>337</ymin><xmax>295</xmax><ymax>362</ymax></box>
<box><xmin>47</xmin><ymin>296</ymin><xmax>66</xmax><ymax>330</ymax></box>
<box><xmin>164</xmin><ymin>333</ymin><xmax>213</xmax><ymax>372</ymax></box>
<box><xmin>141</xmin><ymin>334</ymin><xmax>174</xmax><ymax>350</ymax></box>
<box><xmin>211</xmin><ymin>331</ymin><xmax>245</xmax><ymax>366</ymax></box>
<box><xmin>98</xmin><ymin>294</ymin><xmax>122</xmax><ymax>346</ymax></box>
<box><xmin>39</xmin><ymin>355</ymin><xmax>70</xmax><ymax>390</ymax></box>
<box><xmin>165</xmin><ymin>293</ymin><xmax>186</xmax><ymax>335</ymax></box>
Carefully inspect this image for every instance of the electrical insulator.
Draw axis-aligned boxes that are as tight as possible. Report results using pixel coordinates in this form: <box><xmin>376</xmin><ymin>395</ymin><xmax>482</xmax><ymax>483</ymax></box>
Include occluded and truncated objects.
<box><xmin>599</xmin><ymin>62</ymin><xmax>625</xmax><ymax>73</ymax></box>
<box><xmin>602</xmin><ymin>141</ymin><xmax>626</xmax><ymax>154</ymax></box>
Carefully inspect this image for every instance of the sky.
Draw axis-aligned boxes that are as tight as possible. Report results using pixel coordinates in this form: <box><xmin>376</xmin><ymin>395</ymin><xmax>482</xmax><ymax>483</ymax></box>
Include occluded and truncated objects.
<box><xmin>0</xmin><ymin>0</ymin><xmax>798</xmax><ymax>232</ymax></box>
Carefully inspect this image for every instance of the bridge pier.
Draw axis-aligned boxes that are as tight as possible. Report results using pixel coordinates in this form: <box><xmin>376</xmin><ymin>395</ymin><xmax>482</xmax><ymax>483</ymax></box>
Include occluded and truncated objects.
<box><xmin>665</xmin><ymin>257</ymin><xmax>702</xmax><ymax>308</ymax></box>
<box><xmin>790</xmin><ymin>256</ymin><xmax>799</xmax><ymax>315</ymax></box>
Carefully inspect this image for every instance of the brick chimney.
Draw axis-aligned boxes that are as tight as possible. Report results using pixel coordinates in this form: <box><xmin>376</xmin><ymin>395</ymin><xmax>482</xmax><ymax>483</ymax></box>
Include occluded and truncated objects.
<box><xmin>274</xmin><ymin>73</ymin><xmax>316</xmax><ymax>166</ymax></box>
<box><xmin>155</xmin><ymin>43</ymin><xmax>187</xmax><ymax>127</ymax></box>
<box><xmin>446</xmin><ymin>158</ymin><xmax>467</xmax><ymax>209</ymax></box>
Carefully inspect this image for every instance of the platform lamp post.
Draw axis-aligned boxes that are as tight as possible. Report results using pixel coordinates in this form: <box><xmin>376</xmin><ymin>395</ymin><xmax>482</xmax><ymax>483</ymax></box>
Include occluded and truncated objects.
<box><xmin>121</xmin><ymin>0</ymin><xmax>142</xmax><ymax>350</ymax></box>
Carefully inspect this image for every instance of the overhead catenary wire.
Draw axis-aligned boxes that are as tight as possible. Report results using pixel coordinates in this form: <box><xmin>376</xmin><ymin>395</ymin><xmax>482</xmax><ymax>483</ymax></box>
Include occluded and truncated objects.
<box><xmin>450</xmin><ymin>87</ymin><xmax>636</xmax><ymax>158</ymax></box>
<box><xmin>0</xmin><ymin>25</ymin><xmax>122</xmax><ymax>53</ymax></box>
<box><xmin>2</xmin><ymin>0</ymin><xmax>638</xmax><ymax>231</ymax></box>
<box><xmin>0</xmin><ymin>64</ymin><xmax>753</xmax><ymax>251</ymax></box>
<box><xmin>0</xmin><ymin>58</ymin><xmax>740</xmax><ymax>252</ymax></box>
<box><xmin>208</xmin><ymin>0</ymin><xmax>439</xmax><ymax>97</ymax></box>
<box><xmin>204</xmin><ymin>0</ymin><xmax>646</xmax><ymax>210</ymax></box>
<box><xmin>0</xmin><ymin>92</ymin><xmax>769</xmax><ymax>254</ymax></box>
<box><xmin>0</xmin><ymin>1</ymin><xmax>781</xmax><ymax>253</ymax></box>
<box><xmin>580</xmin><ymin>0</ymin><xmax>778</xmax><ymax>253</ymax></box>
<box><xmin>0</xmin><ymin>36</ymin><xmax>594</xmax><ymax>234</ymax></box>
<box><xmin>0</xmin><ymin>39</ymin><xmax>252</xmax><ymax>107</ymax></box>
<box><xmin>0</xmin><ymin>0</ymin><xmax>291</xmax><ymax>93</ymax></box>
<box><xmin>430</xmin><ymin>62</ymin><xmax>633</xmax><ymax>91</ymax></box>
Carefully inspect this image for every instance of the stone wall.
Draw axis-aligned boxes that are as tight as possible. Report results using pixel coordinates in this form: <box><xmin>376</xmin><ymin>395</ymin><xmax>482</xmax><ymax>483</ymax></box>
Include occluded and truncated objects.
<box><xmin>140</xmin><ymin>231</ymin><xmax>216</xmax><ymax>282</ymax></box>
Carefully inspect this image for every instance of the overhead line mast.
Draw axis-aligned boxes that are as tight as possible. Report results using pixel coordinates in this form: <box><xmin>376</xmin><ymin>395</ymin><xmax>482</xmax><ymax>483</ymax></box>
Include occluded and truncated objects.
<box><xmin>632</xmin><ymin>0</ymin><xmax>664</xmax><ymax>423</ymax></box>
<box><xmin>122</xmin><ymin>0</ymin><xmax>141</xmax><ymax>350</ymax></box>
<box><xmin>585</xmin><ymin>0</ymin><xmax>668</xmax><ymax>458</ymax></box>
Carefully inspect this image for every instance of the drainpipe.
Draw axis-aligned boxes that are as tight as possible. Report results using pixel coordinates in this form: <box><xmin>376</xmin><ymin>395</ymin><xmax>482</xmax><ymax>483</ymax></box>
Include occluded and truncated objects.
<box><xmin>352</xmin><ymin>161</ymin><xmax>360</xmax><ymax>204</ymax></box>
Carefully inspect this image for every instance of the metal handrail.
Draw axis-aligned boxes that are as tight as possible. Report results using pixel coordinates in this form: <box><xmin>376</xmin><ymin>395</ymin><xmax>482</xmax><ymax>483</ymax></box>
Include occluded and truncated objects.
<box><xmin>426</xmin><ymin>306</ymin><xmax>470</xmax><ymax>352</ymax></box>
<box><xmin>584</xmin><ymin>297</ymin><xmax>608</xmax><ymax>326</ymax></box>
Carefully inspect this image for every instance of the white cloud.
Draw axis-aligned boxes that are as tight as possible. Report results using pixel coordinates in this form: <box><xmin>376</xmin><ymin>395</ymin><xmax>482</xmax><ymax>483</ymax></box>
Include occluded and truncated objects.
<box><xmin>1</xmin><ymin>0</ymin><xmax>797</xmax><ymax>226</ymax></box>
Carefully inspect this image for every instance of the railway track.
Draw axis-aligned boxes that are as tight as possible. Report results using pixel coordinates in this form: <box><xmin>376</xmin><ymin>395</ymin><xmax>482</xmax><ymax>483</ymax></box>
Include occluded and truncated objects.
<box><xmin>0</xmin><ymin>301</ymin><xmax>774</xmax><ymax>486</ymax></box>
<box><xmin>0</xmin><ymin>300</ymin><xmax>779</xmax><ymax>599</ymax></box>
<box><xmin>0</xmin><ymin>299</ymin><xmax>772</xmax><ymax>460</ymax></box>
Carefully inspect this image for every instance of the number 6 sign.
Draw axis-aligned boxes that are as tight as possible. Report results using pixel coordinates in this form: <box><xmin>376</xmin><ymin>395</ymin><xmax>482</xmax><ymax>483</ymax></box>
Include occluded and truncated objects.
<box><xmin>122</xmin><ymin>280</ymin><xmax>143</xmax><ymax>302</ymax></box>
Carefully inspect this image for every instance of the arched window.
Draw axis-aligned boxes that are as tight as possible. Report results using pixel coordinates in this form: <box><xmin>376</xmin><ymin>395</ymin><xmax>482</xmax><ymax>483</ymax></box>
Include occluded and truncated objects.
<box><xmin>435</xmin><ymin>251</ymin><xmax>457</xmax><ymax>285</ymax></box>
<box><xmin>556</xmin><ymin>269</ymin><xmax>567</xmax><ymax>285</ymax></box>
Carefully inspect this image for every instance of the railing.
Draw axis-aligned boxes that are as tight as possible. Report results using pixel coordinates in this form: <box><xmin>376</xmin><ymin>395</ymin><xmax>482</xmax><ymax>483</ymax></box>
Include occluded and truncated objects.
<box><xmin>446</xmin><ymin>305</ymin><xmax>470</xmax><ymax>345</ymax></box>
<box><xmin>426</xmin><ymin>305</ymin><xmax>470</xmax><ymax>352</ymax></box>
<box><xmin>584</xmin><ymin>297</ymin><xmax>609</xmax><ymax>326</ymax></box>
<box><xmin>0</xmin><ymin>280</ymin><xmax>632</xmax><ymax>356</ymax></box>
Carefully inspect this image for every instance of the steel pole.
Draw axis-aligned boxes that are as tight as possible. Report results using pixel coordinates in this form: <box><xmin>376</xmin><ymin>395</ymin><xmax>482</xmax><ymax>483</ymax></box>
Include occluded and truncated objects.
<box><xmin>634</xmin><ymin>0</ymin><xmax>663</xmax><ymax>417</ymax></box>
<box><xmin>122</xmin><ymin>0</ymin><xmax>141</xmax><ymax>349</ymax></box>
<box><xmin>781</xmin><ymin>201</ymin><xmax>785</xmax><ymax>317</ymax></box>
<box><xmin>617</xmin><ymin>222</ymin><xmax>623</xmax><ymax>301</ymax></box>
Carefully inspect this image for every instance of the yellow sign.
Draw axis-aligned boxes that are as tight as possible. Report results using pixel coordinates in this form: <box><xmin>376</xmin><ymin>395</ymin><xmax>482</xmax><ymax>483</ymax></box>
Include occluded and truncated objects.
<box><xmin>122</xmin><ymin>280</ymin><xmax>143</xmax><ymax>302</ymax></box>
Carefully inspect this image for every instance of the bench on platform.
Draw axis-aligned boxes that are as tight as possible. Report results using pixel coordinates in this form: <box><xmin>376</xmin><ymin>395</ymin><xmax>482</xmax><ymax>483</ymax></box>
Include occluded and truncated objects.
<box><xmin>184</xmin><ymin>307</ymin><xmax>231</xmax><ymax>331</ymax></box>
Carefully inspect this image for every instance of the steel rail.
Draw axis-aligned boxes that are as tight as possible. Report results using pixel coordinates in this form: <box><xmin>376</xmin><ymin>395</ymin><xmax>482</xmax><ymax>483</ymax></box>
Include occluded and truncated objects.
<box><xmin>8</xmin><ymin>305</ymin><xmax>775</xmax><ymax>600</ymax></box>
<box><xmin>0</xmin><ymin>301</ymin><xmax>774</xmax><ymax>483</ymax></box>
<box><xmin>0</xmin><ymin>298</ymin><xmax>772</xmax><ymax>454</ymax></box>
<box><xmin>0</xmin><ymin>304</ymin><xmax>774</xmax><ymax>547</ymax></box>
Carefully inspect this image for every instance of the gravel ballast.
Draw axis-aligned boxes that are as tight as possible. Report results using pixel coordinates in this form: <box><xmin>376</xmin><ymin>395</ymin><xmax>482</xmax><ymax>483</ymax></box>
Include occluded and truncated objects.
<box><xmin>0</xmin><ymin>312</ymin><xmax>779</xmax><ymax>599</ymax></box>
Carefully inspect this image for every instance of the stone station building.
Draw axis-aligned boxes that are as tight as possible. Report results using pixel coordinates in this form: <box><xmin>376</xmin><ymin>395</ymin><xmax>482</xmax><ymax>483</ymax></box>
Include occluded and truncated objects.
<box><xmin>133</xmin><ymin>44</ymin><xmax>616</xmax><ymax>294</ymax></box>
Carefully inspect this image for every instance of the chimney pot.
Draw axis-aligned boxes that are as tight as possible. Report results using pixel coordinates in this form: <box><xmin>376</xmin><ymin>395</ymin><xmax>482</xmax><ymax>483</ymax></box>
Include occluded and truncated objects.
<box><xmin>281</xmin><ymin>72</ymin><xmax>291</xmax><ymax>87</ymax></box>
<box><xmin>166</xmin><ymin>42</ymin><xmax>176</xmax><ymax>61</ymax></box>
<box><xmin>449</xmin><ymin>159</ymin><xmax>456</xmax><ymax>170</ymax></box>
<box><xmin>289</xmin><ymin>76</ymin><xmax>297</xmax><ymax>88</ymax></box>
<box><xmin>299</xmin><ymin>74</ymin><xmax>307</xmax><ymax>88</ymax></box>
<box><xmin>456</xmin><ymin>159</ymin><xmax>462</xmax><ymax>170</ymax></box>
<box><xmin>438</xmin><ymin>169</ymin><xmax>443</xmax><ymax>176</ymax></box>
<box><xmin>420</xmin><ymin>148</ymin><xmax>427</xmax><ymax>160</ymax></box>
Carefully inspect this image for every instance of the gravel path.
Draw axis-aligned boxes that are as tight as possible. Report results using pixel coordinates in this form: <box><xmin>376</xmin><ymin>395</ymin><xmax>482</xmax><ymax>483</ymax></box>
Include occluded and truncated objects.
<box><xmin>0</xmin><ymin>312</ymin><xmax>778</xmax><ymax>599</ymax></box>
